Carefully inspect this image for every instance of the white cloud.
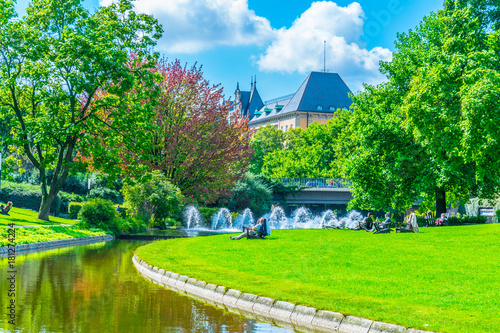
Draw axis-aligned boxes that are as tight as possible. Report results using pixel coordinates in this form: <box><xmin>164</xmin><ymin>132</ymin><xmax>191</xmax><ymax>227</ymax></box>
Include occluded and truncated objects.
<box><xmin>256</xmin><ymin>1</ymin><xmax>392</xmax><ymax>91</ymax></box>
<box><xmin>100</xmin><ymin>0</ymin><xmax>275</xmax><ymax>53</ymax></box>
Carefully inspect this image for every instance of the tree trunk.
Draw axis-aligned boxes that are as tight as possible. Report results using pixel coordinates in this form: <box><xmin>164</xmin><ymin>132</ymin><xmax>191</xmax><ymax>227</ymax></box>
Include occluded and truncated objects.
<box><xmin>435</xmin><ymin>188</ymin><xmax>447</xmax><ymax>217</ymax></box>
<box><xmin>37</xmin><ymin>192</ymin><xmax>56</xmax><ymax>221</ymax></box>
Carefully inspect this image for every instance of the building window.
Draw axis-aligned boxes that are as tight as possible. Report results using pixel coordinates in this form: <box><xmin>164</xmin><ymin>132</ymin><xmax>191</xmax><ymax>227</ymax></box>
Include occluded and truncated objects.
<box><xmin>316</xmin><ymin>105</ymin><xmax>323</xmax><ymax>110</ymax></box>
<box><xmin>329</xmin><ymin>105</ymin><xmax>335</xmax><ymax>111</ymax></box>
<box><xmin>286</xmin><ymin>125</ymin><xmax>288</xmax><ymax>131</ymax></box>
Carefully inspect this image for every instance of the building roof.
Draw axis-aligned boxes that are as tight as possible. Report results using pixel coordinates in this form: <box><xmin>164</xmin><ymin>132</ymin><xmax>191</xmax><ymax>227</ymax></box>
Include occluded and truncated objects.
<box><xmin>249</xmin><ymin>71</ymin><xmax>352</xmax><ymax>124</ymax></box>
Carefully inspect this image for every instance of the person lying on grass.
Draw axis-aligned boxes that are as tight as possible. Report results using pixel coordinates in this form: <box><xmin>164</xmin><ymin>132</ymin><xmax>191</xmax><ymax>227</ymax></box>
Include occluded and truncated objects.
<box><xmin>230</xmin><ymin>217</ymin><xmax>266</xmax><ymax>240</ymax></box>
<box><xmin>0</xmin><ymin>201</ymin><xmax>13</xmax><ymax>215</ymax></box>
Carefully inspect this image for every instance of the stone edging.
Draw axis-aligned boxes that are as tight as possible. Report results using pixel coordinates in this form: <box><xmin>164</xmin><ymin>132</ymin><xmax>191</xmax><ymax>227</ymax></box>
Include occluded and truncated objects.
<box><xmin>133</xmin><ymin>254</ymin><xmax>434</xmax><ymax>333</ymax></box>
<box><xmin>0</xmin><ymin>234</ymin><xmax>114</xmax><ymax>256</ymax></box>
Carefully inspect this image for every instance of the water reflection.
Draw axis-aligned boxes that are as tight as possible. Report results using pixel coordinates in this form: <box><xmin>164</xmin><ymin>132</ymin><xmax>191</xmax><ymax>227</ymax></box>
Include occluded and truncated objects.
<box><xmin>0</xmin><ymin>241</ymin><xmax>292</xmax><ymax>333</ymax></box>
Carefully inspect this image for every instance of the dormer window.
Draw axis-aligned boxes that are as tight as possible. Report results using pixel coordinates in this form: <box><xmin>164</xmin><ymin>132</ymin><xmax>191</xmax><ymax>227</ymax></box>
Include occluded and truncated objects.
<box><xmin>316</xmin><ymin>105</ymin><xmax>323</xmax><ymax>110</ymax></box>
<box><xmin>329</xmin><ymin>105</ymin><xmax>335</xmax><ymax>111</ymax></box>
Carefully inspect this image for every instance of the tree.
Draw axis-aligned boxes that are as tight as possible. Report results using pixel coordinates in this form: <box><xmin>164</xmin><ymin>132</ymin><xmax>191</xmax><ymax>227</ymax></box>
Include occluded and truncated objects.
<box><xmin>0</xmin><ymin>0</ymin><xmax>162</xmax><ymax>220</ymax></box>
<box><xmin>336</xmin><ymin>1</ymin><xmax>500</xmax><ymax>215</ymax></box>
<box><xmin>248</xmin><ymin>124</ymin><xmax>285</xmax><ymax>174</ymax></box>
<box><xmin>262</xmin><ymin>117</ymin><xmax>347</xmax><ymax>178</ymax></box>
<box><xmin>84</xmin><ymin>60</ymin><xmax>255</xmax><ymax>204</ymax></box>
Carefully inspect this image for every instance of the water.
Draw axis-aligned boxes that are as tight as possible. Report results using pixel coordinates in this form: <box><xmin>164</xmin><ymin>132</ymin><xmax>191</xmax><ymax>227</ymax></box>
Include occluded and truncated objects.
<box><xmin>211</xmin><ymin>208</ymin><xmax>233</xmax><ymax>230</ymax></box>
<box><xmin>184</xmin><ymin>205</ymin><xmax>203</xmax><ymax>229</ymax></box>
<box><xmin>232</xmin><ymin>208</ymin><xmax>255</xmax><ymax>229</ymax></box>
<box><xmin>0</xmin><ymin>240</ymin><xmax>293</xmax><ymax>332</ymax></box>
<box><xmin>202</xmin><ymin>206</ymin><xmax>366</xmax><ymax>231</ymax></box>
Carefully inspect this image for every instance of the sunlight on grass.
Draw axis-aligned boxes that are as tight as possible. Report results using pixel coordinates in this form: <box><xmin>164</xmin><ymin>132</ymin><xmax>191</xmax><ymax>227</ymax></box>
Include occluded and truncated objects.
<box><xmin>137</xmin><ymin>225</ymin><xmax>500</xmax><ymax>333</ymax></box>
<box><xmin>0</xmin><ymin>204</ymin><xmax>76</xmax><ymax>226</ymax></box>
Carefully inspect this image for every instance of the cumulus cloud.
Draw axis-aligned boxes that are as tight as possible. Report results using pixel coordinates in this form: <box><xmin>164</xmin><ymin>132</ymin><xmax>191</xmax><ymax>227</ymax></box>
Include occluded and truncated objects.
<box><xmin>257</xmin><ymin>1</ymin><xmax>392</xmax><ymax>91</ymax></box>
<box><xmin>100</xmin><ymin>0</ymin><xmax>274</xmax><ymax>53</ymax></box>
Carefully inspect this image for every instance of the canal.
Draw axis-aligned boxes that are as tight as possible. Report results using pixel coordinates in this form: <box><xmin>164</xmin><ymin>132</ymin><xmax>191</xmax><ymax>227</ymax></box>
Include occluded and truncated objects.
<box><xmin>0</xmin><ymin>240</ymin><xmax>293</xmax><ymax>332</ymax></box>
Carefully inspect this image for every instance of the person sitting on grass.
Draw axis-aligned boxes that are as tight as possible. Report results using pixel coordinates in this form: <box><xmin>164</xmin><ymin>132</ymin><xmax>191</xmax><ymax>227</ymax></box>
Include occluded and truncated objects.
<box><xmin>0</xmin><ymin>201</ymin><xmax>13</xmax><ymax>215</ymax></box>
<box><xmin>230</xmin><ymin>217</ymin><xmax>267</xmax><ymax>240</ymax></box>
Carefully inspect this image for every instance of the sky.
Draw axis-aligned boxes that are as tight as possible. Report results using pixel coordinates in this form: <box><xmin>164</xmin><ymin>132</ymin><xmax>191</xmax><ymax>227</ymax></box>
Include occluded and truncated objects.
<box><xmin>15</xmin><ymin>0</ymin><xmax>445</xmax><ymax>103</ymax></box>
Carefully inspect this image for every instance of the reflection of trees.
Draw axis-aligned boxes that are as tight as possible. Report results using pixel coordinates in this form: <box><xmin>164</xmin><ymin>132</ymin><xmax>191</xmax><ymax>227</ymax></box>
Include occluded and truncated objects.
<box><xmin>0</xmin><ymin>241</ymin><xmax>265</xmax><ymax>332</ymax></box>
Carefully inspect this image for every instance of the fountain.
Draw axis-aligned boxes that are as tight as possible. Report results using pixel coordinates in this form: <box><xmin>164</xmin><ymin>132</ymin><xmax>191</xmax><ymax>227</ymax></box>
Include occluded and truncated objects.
<box><xmin>184</xmin><ymin>206</ymin><xmax>203</xmax><ymax>229</ymax></box>
<box><xmin>320</xmin><ymin>210</ymin><xmax>337</xmax><ymax>228</ymax></box>
<box><xmin>211</xmin><ymin>208</ymin><xmax>233</xmax><ymax>230</ymax></box>
<box><xmin>338</xmin><ymin>211</ymin><xmax>364</xmax><ymax>229</ymax></box>
<box><xmin>232</xmin><ymin>208</ymin><xmax>255</xmax><ymax>230</ymax></box>
<box><xmin>269</xmin><ymin>206</ymin><xmax>288</xmax><ymax>229</ymax></box>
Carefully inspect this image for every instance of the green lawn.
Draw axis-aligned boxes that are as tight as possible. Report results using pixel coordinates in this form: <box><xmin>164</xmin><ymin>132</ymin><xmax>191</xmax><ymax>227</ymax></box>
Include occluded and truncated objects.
<box><xmin>0</xmin><ymin>205</ymin><xmax>107</xmax><ymax>247</ymax></box>
<box><xmin>0</xmin><ymin>203</ymin><xmax>76</xmax><ymax>226</ymax></box>
<box><xmin>137</xmin><ymin>225</ymin><xmax>500</xmax><ymax>333</ymax></box>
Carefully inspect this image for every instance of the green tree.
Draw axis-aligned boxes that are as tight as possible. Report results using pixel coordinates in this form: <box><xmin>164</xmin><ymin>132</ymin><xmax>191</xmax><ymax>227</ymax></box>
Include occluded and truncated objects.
<box><xmin>262</xmin><ymin>117</ymin><xmax>347</xmax><ymax>178</ymax></box>
<box><xmin>0</xmin><ymin>0</ymin><xmax>162</xmax><ymax>220</ymax></box>
<box><xmin>121</xmin><ymin>171</ymin><xmax>184</xmax><ymax>226</ymax></box>
<box><xmin>337</xmin><ymin>1</ymin><xmax>500</xmax><ymax>215</ymax></box>
<box><xmin>249</xmin><ymin>124</ymin><xmax>285</xmax><ymax>174</ymax></box>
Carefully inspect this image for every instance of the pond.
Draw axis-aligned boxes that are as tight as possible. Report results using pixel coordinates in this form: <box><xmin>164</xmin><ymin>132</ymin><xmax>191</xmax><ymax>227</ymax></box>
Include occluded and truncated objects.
<box><xmin>0</xmin><ymin>240</ymin><xmax>293</xmax><ymax>332</ymax></box>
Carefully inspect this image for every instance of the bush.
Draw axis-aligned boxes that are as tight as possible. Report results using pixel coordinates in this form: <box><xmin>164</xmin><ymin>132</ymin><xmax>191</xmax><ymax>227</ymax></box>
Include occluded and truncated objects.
<box><xmin>68</xmin><ymin>202</ymin><xmax>83</xmax><ymax>219</ymax></box>
<box><xmin>77</xmin><ymin>198</ymin><xmax>119</xmax><ymax>235</ymax></box>
<box><xmin>89</xmin><ymin>187</ymin><xmax>123</xmax><ymax>204</ymax></box>
<box><xmin>118</xmin><ymin>217</ymin><xmax>147</xmax><ymax>234</ymax></box>
<box><xmin>121</xmin><ymin>171</ymin><xmax>184</xmax><ymax>227</ymax></box>
<box><xmin>0</xmin><ymin>182</ymin><xmax>61</xmax><ymax>215</ymax></box>
<box><xmin>226</xmin><ymin>173</ymin><xmax>272</xmax><ymax>217</ymax></box>
<box><xmin>447</xmin><ymin>215</ymin><xmax>487</xmax><ymax>225</ymax></box>
<box><xmin>198</xmin><ymin>207</ymin><xmax>219</xmax><ymax>226</ymax></box>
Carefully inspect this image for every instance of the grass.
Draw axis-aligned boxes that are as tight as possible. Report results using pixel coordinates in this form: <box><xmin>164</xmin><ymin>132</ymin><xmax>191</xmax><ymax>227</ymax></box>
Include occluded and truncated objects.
<box><xmin>136</xmin><ymin>225</ymin><xmax>500</xmax><ymax>333</ymax></box>
<box><xmin>0</xmin><ymin>205</ymin><xmax>106</xmax><ymax>247</ymax></box>
<box><xmin>0</xmin><ymin>225</ymin><xmax>108</xmax><ymax>247</ymax></box>
<box><xmin>0</xmin><ymin>203</ymin><xmax>76</xmax><ymax>226</ymax></box>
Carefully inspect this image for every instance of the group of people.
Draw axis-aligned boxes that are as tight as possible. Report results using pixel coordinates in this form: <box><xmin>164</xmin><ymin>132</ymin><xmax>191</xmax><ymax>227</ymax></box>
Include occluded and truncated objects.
<box><xmin>0</xmin><ymin>201</ymin><xmax>13</xmax><ymax>215</ymax></box>
<box><xmin>354</xmin><ymin>212</ymin><xmax>392</xmax><ymax>233</ymax></box>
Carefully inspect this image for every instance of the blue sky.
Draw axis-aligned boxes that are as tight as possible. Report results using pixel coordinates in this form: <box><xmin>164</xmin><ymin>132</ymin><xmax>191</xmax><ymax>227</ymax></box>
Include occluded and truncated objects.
<box><xmin>16</xmin><ymin>0</ymin><xmax>444</xmax><ymax>102</ymax></box>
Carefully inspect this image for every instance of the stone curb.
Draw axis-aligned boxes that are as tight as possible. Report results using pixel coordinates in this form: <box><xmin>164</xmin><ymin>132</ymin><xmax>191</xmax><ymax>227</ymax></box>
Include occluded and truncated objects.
<box><xmin>0</xmin><ymin>234</ymin><xmax>114</xmax><ymax>256</ymax></box>
<box><xmin>132</xmin><ymin>254</ymin><xmax>435</xmax><ymax>333</ymax></box>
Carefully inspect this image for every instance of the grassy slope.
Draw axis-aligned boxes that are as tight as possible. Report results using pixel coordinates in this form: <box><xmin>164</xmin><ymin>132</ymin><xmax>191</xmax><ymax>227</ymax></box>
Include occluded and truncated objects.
<box><xmin>137</xmin><ymin>225</ymin><xmax>500</xmax><ymax>333</ymax></box>
<box><xmin>0</xmin><ymin>204</ymin><xmax>76</xmax><ymax>226</ymax></box>
<box><xmin>0</xmin><ymin>206</ymin><xmax>106</xmax><ymax>247</ymax></box>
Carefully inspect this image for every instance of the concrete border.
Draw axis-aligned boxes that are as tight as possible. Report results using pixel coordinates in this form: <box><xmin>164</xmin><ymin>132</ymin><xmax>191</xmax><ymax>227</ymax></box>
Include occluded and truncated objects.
<box><xmin>0</xmin><ymin>234</ymin><xmax>114</xmax><ymax>257</ymax></box>
<box><xmin>132</xmin><ymin>254</ymin><xmax>435</xmax><ymax>333</ymax></box>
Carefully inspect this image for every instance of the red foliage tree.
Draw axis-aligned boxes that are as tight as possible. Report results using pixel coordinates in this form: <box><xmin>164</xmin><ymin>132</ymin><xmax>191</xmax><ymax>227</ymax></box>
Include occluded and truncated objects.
<box><xmin>81</xmin><ymin>59</ymin><xmax>254</xmax><ymax>204</ymax></box>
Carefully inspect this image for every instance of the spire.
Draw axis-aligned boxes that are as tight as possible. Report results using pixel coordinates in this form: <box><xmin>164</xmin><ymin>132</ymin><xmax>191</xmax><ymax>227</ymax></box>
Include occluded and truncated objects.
<box><xmin>250</xmin><ymin>76</ymin><xmax>253</xmax><ymax>88</ymax></box>
<box><xmin>254</xmin><ymin>75</ymin><xmax>257</xmax><ymax>87</ymax></box>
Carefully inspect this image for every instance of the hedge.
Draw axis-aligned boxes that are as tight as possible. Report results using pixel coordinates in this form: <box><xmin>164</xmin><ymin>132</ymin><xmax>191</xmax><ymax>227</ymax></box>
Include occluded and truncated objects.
<box><xmin>0</xmin><ymin>183</ymin><xmax>85</xmax><ymax>216</ymax></box>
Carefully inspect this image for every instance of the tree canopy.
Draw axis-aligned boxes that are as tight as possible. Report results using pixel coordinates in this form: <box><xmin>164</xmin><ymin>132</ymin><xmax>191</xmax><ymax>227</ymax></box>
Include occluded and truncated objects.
<box><xmin>82</xmin><ymin>59</ymin><xmax>254</xmax><ymax>204</ymax></box>
<box><xmin>336</xmin><ymin>0</ymin><xmax>500</xmax><ymax>215</ymax></box>
<box><xmin>0</xmin><ymin>0</ymin><xmax>162</xmax><ymax>220</ymax></box>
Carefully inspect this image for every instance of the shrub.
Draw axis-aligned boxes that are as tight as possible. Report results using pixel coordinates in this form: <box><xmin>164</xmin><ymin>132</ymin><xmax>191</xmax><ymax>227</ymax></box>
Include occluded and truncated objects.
<box><xmin>77</xmin><ymin>198</ymin><xmax>119</xmax><ymax>235</ymax></box>
<box><xmin>121</xmin><ymin>171</ymin><xmax>184</xmax><ymax>227</ymax></box>
<box><xmin>447</xmin><ymin>215</ymin><xmax>487</xmax><ymax>225</ymax></box>
<box><xmin>118</xmin><ymin>217</ymin><xmax>147</xmax><ymax>234</ymax></box>
<box><xmin>68</xmin><ymin>202</ymin><xmax>83</xmax><ymax>219</ymax></box>
<box><xmin>89</xmin><ymin>187</ymin><xmax>123</xmax><ymax>204</ymax></box>
<box><xmin>0</xmin><ymin>182</ymin><xmax>61</xmax><ymax>215</ymax></box>
<box><xmin>198</xmin><ymin>207</ymin><xmax>219</xmax><ymax>226</ymax></box>
<box><xmin>226</xmin><ymin>173</ymin><xmax>272</xmax><ymax>217</ymax></box>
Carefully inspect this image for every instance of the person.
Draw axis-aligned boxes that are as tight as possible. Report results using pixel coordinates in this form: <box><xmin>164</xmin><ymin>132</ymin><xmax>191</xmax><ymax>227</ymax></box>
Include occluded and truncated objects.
<box><xmin>0</xmin><ymin>201</ymin><xmax>13</xmax><ymax>215</ymax></box>
<box><xmin>230</xmin><ymin>217</ymin><xmax>266</xmax><ymax>240</ymax></box>
<box><xmin>358</xmin><ymin>212</ymin><xmax>373</xmax><ymax>231</ymax></box>
<box><xmin>436</xmin><ymin>213</ymin><xmax>447</xmax><ymax>226</ymax></box>
<box><xmin>374</xmin><ymin>213</ymin><xmax>391</xmax><ymax>232</ymax></box>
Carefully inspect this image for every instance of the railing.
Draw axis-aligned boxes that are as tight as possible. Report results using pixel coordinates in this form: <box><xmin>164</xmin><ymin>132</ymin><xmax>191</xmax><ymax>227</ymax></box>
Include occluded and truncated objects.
<box><xmin>271</xmin><ymin>178</ymin><xmax>351</xmax><ymax>189</ymax></box>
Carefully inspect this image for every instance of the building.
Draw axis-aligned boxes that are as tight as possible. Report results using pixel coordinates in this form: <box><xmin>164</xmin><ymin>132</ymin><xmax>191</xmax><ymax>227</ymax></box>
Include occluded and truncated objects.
<box><xmin>230</xmin><ymin>72</ymin><xmax>352</xmax><ymax>131</ymax></box>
